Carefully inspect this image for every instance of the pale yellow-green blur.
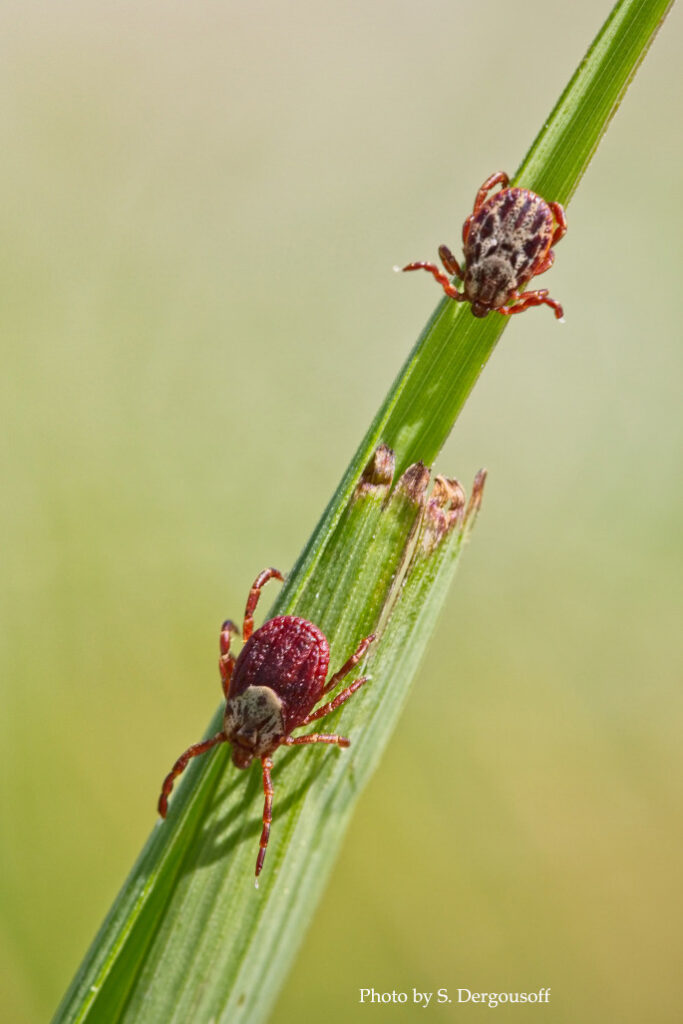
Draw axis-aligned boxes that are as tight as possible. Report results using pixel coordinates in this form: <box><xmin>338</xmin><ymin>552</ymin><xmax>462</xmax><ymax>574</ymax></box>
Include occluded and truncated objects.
<box><xmin>1</xmin><ymin>2</ymin><xmax>681</xmax><ymax>1021</ymax></box>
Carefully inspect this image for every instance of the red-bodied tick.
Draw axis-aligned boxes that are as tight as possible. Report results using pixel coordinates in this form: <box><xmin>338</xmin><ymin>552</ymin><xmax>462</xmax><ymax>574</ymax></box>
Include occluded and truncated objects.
<box><xmin>400</xmin><ymin>171</ymin><xmax>567</xmax><ymax>319</ymax></box>
<box><xmin>158</xmin><ymin>568</ymin><xmax>375</xmax><ymax>882</ymax></box>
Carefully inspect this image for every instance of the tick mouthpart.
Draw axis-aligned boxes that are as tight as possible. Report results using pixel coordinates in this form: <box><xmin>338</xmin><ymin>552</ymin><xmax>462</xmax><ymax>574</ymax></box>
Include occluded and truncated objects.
<box><xmin>231</xmin><ymin>742</ymin><xmax>255</xmax><ymax>769</ymax></box>
<box><xmin>470</xmin><ymin>300</ymin><xmax>490</xmax><ymax>318</ymax></box>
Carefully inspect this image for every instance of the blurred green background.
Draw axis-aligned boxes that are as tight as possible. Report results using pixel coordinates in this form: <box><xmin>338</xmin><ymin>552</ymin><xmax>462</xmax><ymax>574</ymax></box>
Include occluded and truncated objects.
<box><xmin>1</xmin><ymin>1</ymin><xmax>681</xmax><ymax>1021</ymax></box>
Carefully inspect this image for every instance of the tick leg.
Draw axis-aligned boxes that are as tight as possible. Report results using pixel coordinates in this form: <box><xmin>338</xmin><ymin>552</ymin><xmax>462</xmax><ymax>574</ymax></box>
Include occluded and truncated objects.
<box><xmin>158</xmin><ymin>732</ymin><xmax>226</xmax><ymax>817</ymax></box>
<box><xmin>549</xmin><ymin>201</ymin><xmax>567</xmax><ymax>246</ymax></box>
<box><xmin>533</xmin><ymin>249</ymin><xmax>554</xmax><ymax>276</ymax></box>
<box><xmin>438</xmin><ymin>244</ymin><xmax>465</xmax><ymax>280</ymax></box>
<box><xmin>401</xmin><ymin>261</ymin><xmax>466</xmax><ymax>302</ymax></box>
<box><xmin>284</xmin><ymin>733</ymin><xmax>351</xmax><ymax>748</ymax></box>
<box><xmin>243</xmin><ymin>567</ymin><xmax>284</xmax><ymax>642</ymax></box>
<box><xmin>499</xmin><ymin>289</ymin><xmax>564</xmax><ymax>320</ymax></box>
<box><xmin>322</xmin><ymin>633</ymin><xmax>375</xmax><ymax>695</ymax></box>
<box><xmin>472</xmin><ymin>171</ymin><xmax>509</xmax><ymax>215</ymax></box>
<box><xmin>300</xmin><ymin>676</ymin><xmax>368</xmax><ymax>725</ymax></box>
<box><xmin>219</xmin><ymin>619</ymin><xmax>240</xmax><ymax>697</ymax></box>
<box><xmin>256</xmin><ymin>757</ymin><xmax>274</xmax><ymax>879</ymax></box>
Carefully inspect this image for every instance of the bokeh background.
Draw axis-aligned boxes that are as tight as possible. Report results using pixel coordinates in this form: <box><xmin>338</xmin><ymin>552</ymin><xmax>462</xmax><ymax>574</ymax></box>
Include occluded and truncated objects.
<box><xmin>1</xmin><ymin>2</ymin><xmax>681</xmax><ymax>1021</ymax></box>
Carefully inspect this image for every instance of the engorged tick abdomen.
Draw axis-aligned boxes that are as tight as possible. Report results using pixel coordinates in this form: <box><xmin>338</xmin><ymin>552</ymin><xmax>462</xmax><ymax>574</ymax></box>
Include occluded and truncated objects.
<box><xmin>229</xmin><ymin>615</ymin><xmax>331</xmax><ymax>732</ymax></box>
<box><xmin>464</xmin><ymin>187</ymin><xmax>554</xmax><ymax>311</ymax></box>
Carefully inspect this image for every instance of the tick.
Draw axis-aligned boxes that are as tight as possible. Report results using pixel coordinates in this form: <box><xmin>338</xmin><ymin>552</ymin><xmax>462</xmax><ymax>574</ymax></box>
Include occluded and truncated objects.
<box><xmin>400</xmin><ymin>171</ymin><xmax>567</xmax><ymax>319</ymax></box>
<box><xmin>158</xmin><ymin>568</ymin><xmax>375</xmax><ymax>881</ymax></box>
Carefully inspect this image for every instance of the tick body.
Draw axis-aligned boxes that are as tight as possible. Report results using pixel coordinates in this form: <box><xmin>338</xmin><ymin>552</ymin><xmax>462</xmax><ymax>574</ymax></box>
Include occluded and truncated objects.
<box><xmin>401</xmin><ymin>171</ymin><xmax>567</xmax><ymax>319</ymax></box>
<box><xmin>158</xmin><ymin>567</ymin><xmax>375</xmax><ymax>881</ymax></box>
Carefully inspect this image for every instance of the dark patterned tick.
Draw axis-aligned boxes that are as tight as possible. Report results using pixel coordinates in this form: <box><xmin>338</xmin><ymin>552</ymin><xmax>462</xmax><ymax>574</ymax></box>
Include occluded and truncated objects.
<box><xmin>400</xmin><ymin>171</ymin><xmax>567</xmax><ymax>319</ymax></box>
<box><xmin>158</xmin><ymin>568</ymin><xmax>375</xmax><ymax>882</ymax></box>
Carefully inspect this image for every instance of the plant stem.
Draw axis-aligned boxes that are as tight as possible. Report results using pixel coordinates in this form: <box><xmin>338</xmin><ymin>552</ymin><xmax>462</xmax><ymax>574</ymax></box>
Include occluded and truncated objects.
<box><xmin>53</xmin><ymin>2</ymin><xmax>675</xmax><ymax>1022</ymax></box>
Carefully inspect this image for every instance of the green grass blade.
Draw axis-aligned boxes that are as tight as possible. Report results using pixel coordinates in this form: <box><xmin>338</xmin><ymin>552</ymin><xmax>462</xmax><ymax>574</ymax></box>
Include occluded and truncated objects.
<box><xmin>52</xmin><ymin>1</ymin><xmax>674</xmax><ymax>1021</ymax></box>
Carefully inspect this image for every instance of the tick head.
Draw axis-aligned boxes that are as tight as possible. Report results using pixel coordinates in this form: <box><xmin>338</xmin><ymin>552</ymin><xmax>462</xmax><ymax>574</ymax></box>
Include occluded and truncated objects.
<box><xmin>230</xmin><ymin>741</ymin><xmax>255</xmax><ymax>769</ymax></box>
<box><xmin>465</xmin><ymin>256</ymin><xmax>516</xmax><ymax>315</ymax></box>
<box><xmin>470</xmin><ymin>299</ymin><xmax>490</xmax><ymax>318</ymax></box>
<box><xmin>223</xmin><ymin>685</ymin><xmax>286</xmax><ymax>766</ymax></box>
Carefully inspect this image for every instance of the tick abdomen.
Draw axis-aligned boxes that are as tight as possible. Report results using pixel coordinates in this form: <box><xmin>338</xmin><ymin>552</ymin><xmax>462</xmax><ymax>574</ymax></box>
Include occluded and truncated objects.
<box><xmin>229</xmin><ymin>616</ymin><xmax>330</xmax><ymax>731</ymax></box>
